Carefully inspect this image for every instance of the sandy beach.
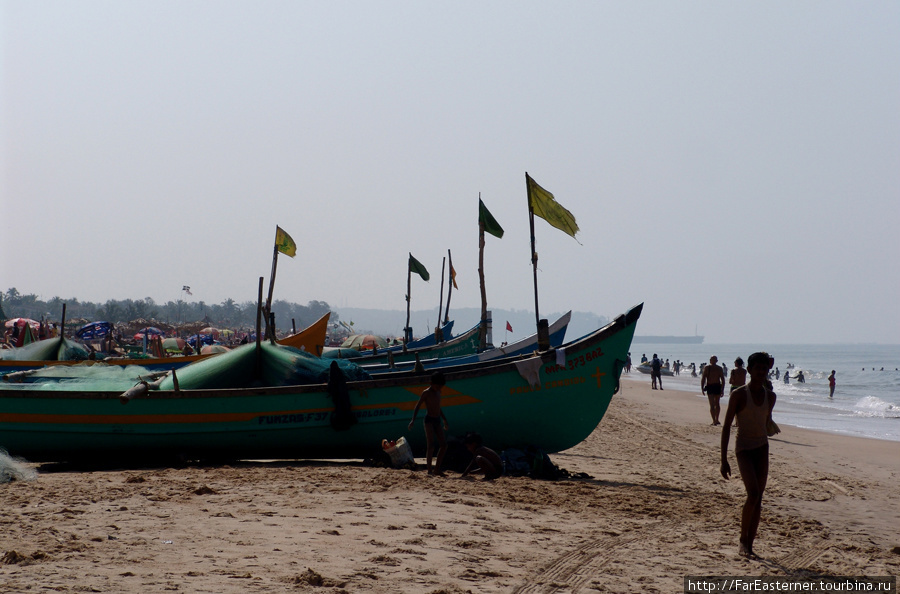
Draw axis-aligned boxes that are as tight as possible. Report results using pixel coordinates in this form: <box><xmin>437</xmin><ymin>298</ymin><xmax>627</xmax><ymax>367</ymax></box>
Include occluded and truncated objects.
<box><xmin>1</xmin><ymin>376</ymin><xmax>898</xmax><ymax>593</ymax></box>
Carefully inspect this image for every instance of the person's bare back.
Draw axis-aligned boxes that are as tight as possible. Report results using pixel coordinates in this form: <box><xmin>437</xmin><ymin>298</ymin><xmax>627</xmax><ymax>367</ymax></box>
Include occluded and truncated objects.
<box><xmin>702</xmin><ymin>360</ymin><xmax>725</xmax><ymax>387</ymax></box>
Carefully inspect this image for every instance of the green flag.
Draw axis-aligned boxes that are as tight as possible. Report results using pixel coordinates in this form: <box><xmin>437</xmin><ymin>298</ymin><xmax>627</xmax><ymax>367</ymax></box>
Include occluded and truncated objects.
<box><xmin>478</xmin><ymin>198</ymin><xmax>504</xmax><ymax>239</ymax></box>
<box><xmin>526</xmin><ymin>173</ymin><xmax>579</xmax><ymax>239</ymax></box>
<box><xmin>408</xmin><ymin>253</ymin><xmax>430</xmax><ymax>281</ymax></box>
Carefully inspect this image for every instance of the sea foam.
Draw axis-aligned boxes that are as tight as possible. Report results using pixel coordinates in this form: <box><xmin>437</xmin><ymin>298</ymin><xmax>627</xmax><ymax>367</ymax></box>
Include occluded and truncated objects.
<box><xmin>853</xmin><ymin>396</ymin><xmax>900</xmax><ymax>419</ymax></box>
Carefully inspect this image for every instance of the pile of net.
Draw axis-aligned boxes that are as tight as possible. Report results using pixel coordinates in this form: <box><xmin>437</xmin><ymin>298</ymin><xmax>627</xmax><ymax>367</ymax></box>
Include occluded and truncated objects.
<box><xmin>0</xmin><ymin>337</ymin><xmax>90</xmax><ymax>361</ymax></box>
<box><xmin>158</xmin><ymin>342</ymin><xmax>371</xmax><ymax>390</ymax></box>
<box><xmin>0</xmin><ymin>449</ymin><xmax>37</xmax><ymax>483</ymax></box>
<box><xmin>2</xmin><ymin>364</ymin><xmax>160</xmax><ymax>392</ymax></box>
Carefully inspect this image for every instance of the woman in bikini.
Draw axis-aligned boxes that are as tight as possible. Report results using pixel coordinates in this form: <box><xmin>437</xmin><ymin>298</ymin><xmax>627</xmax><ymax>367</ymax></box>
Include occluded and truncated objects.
<box><xmin>729</xmin><ymin>357</ymin><xmax>748</xmax><ymax>394</ymax></box>
<box><xmin>720</xmin><ymin>351</ymin><xmax>777</xmax><ymax>559</ymax></box>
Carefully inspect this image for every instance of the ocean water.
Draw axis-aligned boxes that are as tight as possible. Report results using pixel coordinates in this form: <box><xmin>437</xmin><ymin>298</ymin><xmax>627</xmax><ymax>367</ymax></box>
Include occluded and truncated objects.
<box><xmin>626</xmin><ymin>344</ymin><xmax>900</xmax><ymax>442</ymax></box>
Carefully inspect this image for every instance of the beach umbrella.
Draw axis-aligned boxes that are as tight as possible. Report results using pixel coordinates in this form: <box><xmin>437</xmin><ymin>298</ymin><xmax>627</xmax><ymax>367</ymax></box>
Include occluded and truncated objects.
<box><xmin>187</xmin><ymin>334</ymin><xmax>216</xmax><ymax>347</ymax></box>
<box><xmin>133</xmin><ymin>327</ymin><xmax>165</xmax><ymax>340</ymax></box>
<box><xmin>200</xmin><ymin>327</ymin><xmax>220</xmax><ymax>339</ymax></box>
<box><xmin>75</xmin><ymin>321</ymin><xmax>112</xmax><ymax>340</ymax></box>
<box><xmin>200</xmin><ymin>344</ymin><xmax>230</xmax><ymax>355</ymax></box>
<box><xmin>4</xmin><ymin>318</ymin><xmax>40</xmax><ymax>330</ymax></box>
<box><xmin>162</xmin><ymin>337</ymin><xmax>186</xmax><ymax>351</ymax></box>
<box><xmin>340</xmin><ymin>334</ymin><xmax>388</xmax><ymax>350</ymax></box>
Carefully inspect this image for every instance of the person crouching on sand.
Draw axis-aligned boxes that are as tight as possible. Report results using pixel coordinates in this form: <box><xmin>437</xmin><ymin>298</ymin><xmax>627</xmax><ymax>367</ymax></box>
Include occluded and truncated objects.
<box><xmin>720</xmin><ymin>351</ymin><xmax>777</xmax><ymax>559</ymax></box>
<box><xmin>408</xmin><ymin>371</ymin><xmax>449</xmax><ymax>476</ymax></box>
<box><xmin>461</xmin><ymin>432</ymin><xmax>503</xmax><ymax>481</ymax></box>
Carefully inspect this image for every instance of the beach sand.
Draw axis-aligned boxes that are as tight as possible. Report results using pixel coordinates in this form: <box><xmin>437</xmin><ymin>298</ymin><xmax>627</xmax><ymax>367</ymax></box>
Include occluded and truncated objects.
<box><xmin>2</xmin><ymin>377</ymin><xmax>898</xmax><ymax>593</ymax></box>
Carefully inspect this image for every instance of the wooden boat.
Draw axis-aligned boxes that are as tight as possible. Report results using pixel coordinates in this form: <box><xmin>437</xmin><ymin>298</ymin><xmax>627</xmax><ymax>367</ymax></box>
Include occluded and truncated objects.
<box><xmin>0</xmin><ymin>304</ymin><xmax>642</xmax><ymax>463</ymax></box>
<box><xmin>0</xmin><ymin>315</ymin><xmax>330</xmax><ymax>378</ymax></box>
<box><xmin>329</xmin><ymin>312</ymin><xmax>570</xmax><ymax>367</ymax></box>
<box><xmin>276</xmin><ymin>312</ymin><xmax>330</xmax><ymax>356</ymax></box>
<box><xmin>360</xmin><ymin>311</ymin><xmax>573</xmax><ymax>374</ymax></box>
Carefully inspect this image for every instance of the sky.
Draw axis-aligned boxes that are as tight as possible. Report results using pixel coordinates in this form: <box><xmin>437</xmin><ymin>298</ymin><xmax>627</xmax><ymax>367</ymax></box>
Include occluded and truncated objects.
<box><xmin>2</xmin><ymin>1</ymin><xmax>898</xmax><ymax>344</ymax></box>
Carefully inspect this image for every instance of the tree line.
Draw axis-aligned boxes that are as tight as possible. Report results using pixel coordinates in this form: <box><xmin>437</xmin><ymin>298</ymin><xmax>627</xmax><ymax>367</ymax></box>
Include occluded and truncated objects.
<box><xmin>1</xmin><ymin>288</ymin><xmax>335</xmax><ymax>332</ymax></box>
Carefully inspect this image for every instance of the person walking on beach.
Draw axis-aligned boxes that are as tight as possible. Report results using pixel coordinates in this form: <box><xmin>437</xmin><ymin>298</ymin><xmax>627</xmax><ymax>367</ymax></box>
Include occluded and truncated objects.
<box><xmin>828</xmin><ymin>371</ymin><xmax>836</xmax><ymax>398</ymax></box>
<box><xmin>720</xmin><ymin>351</ymin><xmax>777</xmax><ymax>559</ymax></box>
<box><xmin>650</xmin><ymin>353</ymin><xmax>663</xmax><ymax>390</ymax></box>
<box><xmin>701</xmin><ymin>356</ymin><xmax>726</xmax><ymax>425</ymax></box>
<box><xmin>729</xmin><ymin>357</ymin><xmax>748</xmax><ymax>394</ymax></box>
<box><xmin>408</xmin><ymin>371</ymin><xmax>449</xmax><ymax>476</ymax></box>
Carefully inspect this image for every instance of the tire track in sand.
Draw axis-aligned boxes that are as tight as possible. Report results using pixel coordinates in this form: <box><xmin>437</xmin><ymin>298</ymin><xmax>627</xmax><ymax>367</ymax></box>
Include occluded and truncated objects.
<box><xmin>512</xmin><ymin>522</ymin><xmax>670</xmax><ymax>594</ymax></box>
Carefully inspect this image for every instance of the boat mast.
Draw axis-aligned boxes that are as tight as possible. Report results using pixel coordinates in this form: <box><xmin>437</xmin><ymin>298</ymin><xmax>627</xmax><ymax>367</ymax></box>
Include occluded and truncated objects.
<box><xmin>478</xmin><ymin>195</ymin><xmax>488</xmax><ymax>350</ymax></box>
<box><xmin>404</xmin><ymin>265</ymin><xmax>412</xmax><ymax>352</ymax></box>
<box><xmin>436</xmin><ymin>256</ymin><xmax>445</xmax><ymax>342</ymax></box>
<box><xmin>443</xmin><ymin>249</ymin><xmax>453</xmax><ymax>326</ymax></box>
<box><xmin>527</xmin><ymin>177</ymin><xmax>548</xmax><ymax>349</ymax></box>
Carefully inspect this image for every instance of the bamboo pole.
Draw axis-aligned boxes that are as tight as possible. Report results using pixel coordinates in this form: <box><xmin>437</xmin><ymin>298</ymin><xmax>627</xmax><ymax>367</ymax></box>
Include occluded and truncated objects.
<box><xmin>255</xmin><ymin>276</ymin><xmax>263</xmax><ymax>377</ymax></box>
<box><xmin>436</xmin><ymin>256</ymin><xmax>445</xmax><ymax>342</ymax></box>
<box><xmin>478</xmin><ymin>204</ymin><xmax>488</xmax><ymax>350</ymax></box>
<box><xmin>404</xmin><ymin>267</ymin><xmax>411</xmax><ymax>352</ymax></box>
<box><xmin>444</xmin><ymin>249</ymin><xmax>454</xmax><ymax>326</ymax></box>
<box><xmin>265</xmin><ymin>243</ymin><xmax>279</xmax><ymax>324</ymax></box>
<box><xmin>528</xmin><ymin>195</ymin><xmax>540</xmax><ymax>329</ymax></box>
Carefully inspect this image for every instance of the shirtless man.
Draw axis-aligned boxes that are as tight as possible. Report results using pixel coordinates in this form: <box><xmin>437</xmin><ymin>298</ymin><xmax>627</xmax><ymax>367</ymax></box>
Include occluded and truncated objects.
<box><xmin>701</xmin><ymin>355</ymin><xmax>726</xmax><ymax>425</ymax></box>
<box><xmin>408</xmin><ymin>371</ymin><xmax>449</xmax><ymax>476</ymax></box>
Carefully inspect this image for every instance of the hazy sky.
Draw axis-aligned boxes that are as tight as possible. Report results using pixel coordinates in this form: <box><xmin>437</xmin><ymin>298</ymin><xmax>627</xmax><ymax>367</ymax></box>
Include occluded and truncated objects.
<box><xmin>2</xmin><ymin>2</ymin><xmax>898</xmax><ymax>344</ymax></box>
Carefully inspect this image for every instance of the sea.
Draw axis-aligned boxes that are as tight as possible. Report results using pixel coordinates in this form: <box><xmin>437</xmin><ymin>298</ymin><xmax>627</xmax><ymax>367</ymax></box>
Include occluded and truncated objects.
<box><xmin>626</xmin><ymin>343</ymin><xmax>900</xmax><ymax>442</ymax></box>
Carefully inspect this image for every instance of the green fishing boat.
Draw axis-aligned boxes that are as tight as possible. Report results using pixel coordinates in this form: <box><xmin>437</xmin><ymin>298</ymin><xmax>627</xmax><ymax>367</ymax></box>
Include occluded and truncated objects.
<box><xmin>0</xmin><ymin>304</ymin><xmax>641</xmax><ymax>463</ymax></box>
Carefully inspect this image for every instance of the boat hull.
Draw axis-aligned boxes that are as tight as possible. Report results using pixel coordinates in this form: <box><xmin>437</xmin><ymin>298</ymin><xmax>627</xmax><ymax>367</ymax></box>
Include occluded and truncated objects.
<box><xmin>0</xmin><ymin>304</ymin><xmax>641</xmax><ymax>462</ymax></box>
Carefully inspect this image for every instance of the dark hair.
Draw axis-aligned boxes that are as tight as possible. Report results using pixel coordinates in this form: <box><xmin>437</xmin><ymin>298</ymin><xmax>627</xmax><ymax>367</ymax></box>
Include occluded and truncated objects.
<box><xmin>463</xmin><ymin>431</ymin><xmax>482</xmax><ymax>446</ymax></box>
<box><xmin>430</xmin><ymin>371</ymin><xmax>446</xmax><ymax>386</ymax></box>
<box><xmin>734</xmin><ymin>357</ymin><xmax>744</xmax><ymax>367</ymax></box>
<box><xmin>747</xmin><ymin>352</ymin><xmax>771</xmax><ymax>371</ymax></box>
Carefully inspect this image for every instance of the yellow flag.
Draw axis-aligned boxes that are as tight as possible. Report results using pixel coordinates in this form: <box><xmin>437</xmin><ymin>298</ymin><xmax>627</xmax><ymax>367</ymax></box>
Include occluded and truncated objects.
<box><xmin>526</xmin><ymin>173</ymin><xmax>579</xmax><ymax>238</ymax></box>
<box><xmin>275</xmin><ymin>226</ymin><xmax>297</xmax><ymax>257</ymax></box>
<box><xmin>450</xmin><ymin>263</ymin><xmax>458</xmax><ymax>289</ymax></box>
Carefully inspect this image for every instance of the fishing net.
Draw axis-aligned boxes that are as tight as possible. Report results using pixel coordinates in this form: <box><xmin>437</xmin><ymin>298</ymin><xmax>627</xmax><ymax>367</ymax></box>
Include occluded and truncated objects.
<box><xmin>157</xmin><ymin>342</ymin><xmax>371</xmax><ymax>390</ymax></box>
<box><xmin>0</xmin><ymin>449</ymin><xmax>37</xmax><ymax>483</ymax></box>
<box><xmin>0</xmin><ymin>337</ymin><xmax>90</xmax><ymax>361</ymax></box>
<box><xmin>3</xmin><ymin>364</ymin><xmax>161</xmax><ymax>392</ymax></box>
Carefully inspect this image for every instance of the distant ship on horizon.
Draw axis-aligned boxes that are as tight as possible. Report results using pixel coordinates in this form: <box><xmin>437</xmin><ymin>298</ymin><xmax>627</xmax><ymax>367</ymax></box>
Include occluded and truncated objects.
<box><xmin>632</xmin><ymin>335</ymin><xmax>704</xmax><ymax>344</ymax></box>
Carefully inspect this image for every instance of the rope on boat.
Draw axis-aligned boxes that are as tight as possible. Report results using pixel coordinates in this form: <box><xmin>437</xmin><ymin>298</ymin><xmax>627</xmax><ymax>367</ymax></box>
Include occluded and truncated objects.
<box><xmin>612</xmin><ymin>358</ymin><xmax>626</xmax><ymax>395</ymax></box>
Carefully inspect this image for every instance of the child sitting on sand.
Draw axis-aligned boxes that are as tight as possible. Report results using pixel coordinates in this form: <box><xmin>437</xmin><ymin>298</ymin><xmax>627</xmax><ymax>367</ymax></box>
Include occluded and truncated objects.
<box><xmin>460</xmin><ymin>432</ymin><xmax>503</xmax><ymax>481</ymax></box>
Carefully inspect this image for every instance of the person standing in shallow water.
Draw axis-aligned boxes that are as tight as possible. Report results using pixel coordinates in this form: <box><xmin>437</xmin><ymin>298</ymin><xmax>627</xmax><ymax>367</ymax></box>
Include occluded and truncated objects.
<box><xmin>720</xmin><ymin>352</ymin><xmax>777</xmax><ymax>559</ymax></box>
<box><xmin>828</xmin><ymin>371</ymin><xmax>836</xmax><ymax>398</ymax></box>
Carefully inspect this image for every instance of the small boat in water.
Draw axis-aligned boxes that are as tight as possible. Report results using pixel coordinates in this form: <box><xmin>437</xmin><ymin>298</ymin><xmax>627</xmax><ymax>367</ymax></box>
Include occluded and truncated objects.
<box><xmin>634</xmin><ymin>364</ymin><xmax>674</xmax><ymax>377</ymax></box>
